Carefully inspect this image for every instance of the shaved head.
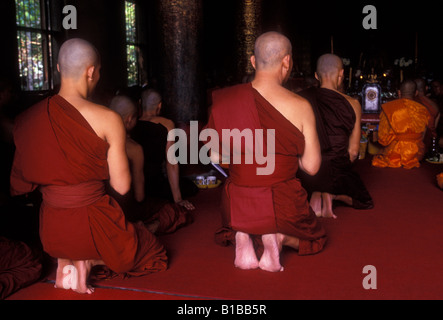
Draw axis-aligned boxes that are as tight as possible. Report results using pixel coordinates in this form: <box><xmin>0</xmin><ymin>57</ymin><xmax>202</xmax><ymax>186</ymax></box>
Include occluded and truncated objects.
<box><xmin>316</xmin><ymin>54</ymin><xmax>343</xmax><ymax>79</ymax></box>
<box><xmin>58</xmin><ymin>38</ymin><xmax>100</xmax><ymax>79</ymax></box>
<box><xmin>414</xmin><ymin>78</ymin><xmax>427</xmax><ymax>93</ymax></box>
<box><xmin>399</xmin><ymin>79</ymin><xmax>417</xmax><ymax>98</ymax></box>
<box><xmin>254</xmin><ymin>32</ymin><xmax>292</xmax><ymax>70</ymax></box>
<box><xmin>141</xmin><ymin>89</ymin><xmax>162</xmax><ymax>113</ymax></box>
<box><xmin>109</xmin><ymin>95</ymin><xmax>137</xmax><ymax>120</ymax></box>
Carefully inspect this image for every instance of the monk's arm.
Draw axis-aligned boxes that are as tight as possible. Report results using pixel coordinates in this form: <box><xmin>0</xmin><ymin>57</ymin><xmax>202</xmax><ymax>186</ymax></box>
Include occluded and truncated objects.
<box><xmin>166</xmin><ymin>139</ymin><xmax>183</xmax><ymax>203</ymax></box>
<box><xmin>348</xmin><ymin>100</ymin><xmax>362</xmax><ymax>163</ymax></box>
<box><xmin>299</xmin><ymin>102</ymin><xmax>321</xmax><ymax>176</ymax></box>
<box><xmin>106</xmin><ymin>112</ymin><xmax>132</xmax><ymax>195</ymax></box>
<box><xmin>163</xmin><ymin>119</ymin><xmax>186</xmax><ymax>203</ymax></box>
<box><xmin>377</xmin><ymin>112</ymin><xmax>395</xmax><ymax>146</ymax></box>
<box><xmin>127</xmin><ymin>141</ymin><xmax>145</xmax><ymax>203</ymax></box>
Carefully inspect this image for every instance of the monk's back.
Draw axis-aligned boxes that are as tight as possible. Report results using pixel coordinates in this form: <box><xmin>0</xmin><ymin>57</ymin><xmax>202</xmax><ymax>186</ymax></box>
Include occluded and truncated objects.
<box><xmin>252</xmin><ymin>83</ymin><xmax>311</xmax><ymax>134</ymax></box>
<box><xmin>61</xmin><ymin>96</ymin><xmax>121</xmax><ymax>142</ymax></box>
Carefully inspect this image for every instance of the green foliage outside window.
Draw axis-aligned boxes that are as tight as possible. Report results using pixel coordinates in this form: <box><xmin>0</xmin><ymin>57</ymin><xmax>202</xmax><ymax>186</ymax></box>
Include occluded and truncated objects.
<box><xmin>15</xmin><ymin>0</ymin><xmax>48</xmax><ymax>91</ymax></box>
<box><xmin>125</xmin><ymin>1</ymin><xmax>139</xmax><ymax>87</ymax></box>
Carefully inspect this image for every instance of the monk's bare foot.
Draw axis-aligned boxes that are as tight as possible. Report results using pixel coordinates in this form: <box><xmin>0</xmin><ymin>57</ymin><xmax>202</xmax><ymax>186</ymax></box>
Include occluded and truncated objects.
<box><xmin>321</xmin><ymin>193</ymin><xmax>337</xmax><ymax>219</ymax></box>
<box><xmin>310</xmin><ymin>192</ymin><xmax>322</xmax><ymax>217</ymax></box>
<box><xmin>72</xmin><ymin>260</ymin><xmax>97</xmax><ymax>294</ymax></box>
<box><xmin>259</xmin><ymin>234</ymin><xmax>284</xmax><ymax>273</ymax></box>
<box><xmin>55</xmin><ymin>258</ymin><xmax>74</xmax><ymax>290</ymax></box>
<box><xmin>235</xmin><ymin>232</ymin><xmax>259</xmax><ymax>270</ymax></box>
<box><xmin>278</xmin><ymin>233</ymin><xmax>300</xmax><ymax>251</ymax></box>
<box><xmin>145</xmin><ymin>219</ymin><xmax>160</xmax><ymax>234</ymax></box>
<box><xmin>335</xmin><ymin>195</ymin><xmax>353</xmax><ymax>206</ymax></box>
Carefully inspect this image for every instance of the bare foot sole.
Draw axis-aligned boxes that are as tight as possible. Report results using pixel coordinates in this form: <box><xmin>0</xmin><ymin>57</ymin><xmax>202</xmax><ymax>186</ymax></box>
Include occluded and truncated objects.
<box><xmin>310</xmin><ymin>192</ymin><xmax>322</xmax><ymax>217</ymax></box>
<box><xmin>321</xmin><ymin>193</ymin><xmax>338</xmax><ymax>219</ymax></box>
<box><xmin>54</xmin><ymin>259</ymin><xmax>74</xmax><ymax>290</ymax></box>
<box><xmin>235</xmin><ymin>232</ymin><xmax>259</xmax><ymax>270</ymax></box>
<box><xmin>259</xmin><ymin>234</ymin><xmax>284</xmax><ymax>273</ymax></box>
<box><xmin>71</xmin><ymin>260</ymin><xmax>100</xmax><ymax>295</ymax></box>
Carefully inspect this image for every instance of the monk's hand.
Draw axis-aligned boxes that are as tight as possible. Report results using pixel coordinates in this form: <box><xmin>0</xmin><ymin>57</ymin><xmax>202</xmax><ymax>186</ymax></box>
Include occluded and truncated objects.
<box><xmin>176</xmin><ymin>199</ymin><xmax>195</xmax><ymax>210</ymax></box>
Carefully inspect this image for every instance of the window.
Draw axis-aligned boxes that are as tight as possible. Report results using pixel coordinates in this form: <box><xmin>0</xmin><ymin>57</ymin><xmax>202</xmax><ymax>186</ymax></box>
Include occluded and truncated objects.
<box><xmin>15</xmin><ymin>0</ymin><xmax>53</xmax><ymax>91</ymax></box>
<box><xmin>125</xmin><ymin>1</ymin><xmax>141</xmax><ymax>87</ymax></box>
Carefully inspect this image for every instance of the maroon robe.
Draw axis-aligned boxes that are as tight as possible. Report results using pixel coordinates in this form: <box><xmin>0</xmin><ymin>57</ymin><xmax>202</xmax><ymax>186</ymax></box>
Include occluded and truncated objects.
<box><xmin>10</xmin><ymin>95</ymin><xmax>167</xmax><ymax>277</ymax></box>
<box><xmin>207</xmin><ymin>83</ymin><xmax>327</xmax><ymax>255</ymax></box>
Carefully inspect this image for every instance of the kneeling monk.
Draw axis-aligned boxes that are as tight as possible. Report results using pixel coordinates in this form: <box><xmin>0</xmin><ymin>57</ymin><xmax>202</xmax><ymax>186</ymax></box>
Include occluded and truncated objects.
<box><xmin>10</xmin><ymin>39</ymin><xmax>167</xmax><ymax>294</ymax></box>
<box><xmin>206</xmin><ymin>32</ymin><xmax>327</xmax><ymax>272</ymax></box>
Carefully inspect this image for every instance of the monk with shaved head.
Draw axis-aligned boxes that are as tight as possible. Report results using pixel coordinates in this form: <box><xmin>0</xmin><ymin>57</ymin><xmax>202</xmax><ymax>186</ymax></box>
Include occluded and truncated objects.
<box><xmin>206</xmin><ymin>32</ymin><xmax>327</xmax><ymax>272</ymax></box>
<box><xmin>372</xmin><ymin>79</ymin><xmax>431</xmax><ymax>169</ymax></box>
<box><xmin>414</xmin><ymin>78</ymin><xmax>441</xmax><ymax>154</ymax></box>
<box><xmin>130</xmin><ymin>88</ymin><xmax>196</xmax><ymax>211</ymax></box>
<box><xmin>297</xmin><ymin>54</ymin><xmax>373</xmax><ymax>218</ymax></box>
<box><xmin>10</xmin><ymin>38</ymin><xmax>167</xmax><ymax>294</ymax></box>
<box><xmin>109</xmin><ymin>95</ymin><xmax>193</xmax><ymax>234</ymax></box>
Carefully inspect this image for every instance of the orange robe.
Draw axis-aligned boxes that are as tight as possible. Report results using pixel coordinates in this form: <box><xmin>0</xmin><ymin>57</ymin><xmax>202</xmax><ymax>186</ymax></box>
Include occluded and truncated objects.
<box><xmin>206</xmin><ymin>83</ymin><xmax>327</xmax><ymax>256</ymax></box>
<box><xmin>10</xmin><ymin>95</ymin><xmax>167</xmax><ymax>277</ymax></box>
<box><xmin>372</xmin><ymin>99</ymin><xmax>431</xmax><ymax>169</ymax></box>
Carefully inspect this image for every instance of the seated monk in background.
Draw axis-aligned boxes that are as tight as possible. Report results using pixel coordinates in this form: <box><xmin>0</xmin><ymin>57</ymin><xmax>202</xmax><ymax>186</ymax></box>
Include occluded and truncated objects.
<box><xmin>372</xmin><ymin>80</ymin><xmax>431</xmax><ymax>169</ymax></box>
<box><xmin>131</xmin><ymin>89</ymin><xmax>196</xmax><ymax>210</ymax></box>
<box><xmin>109</xmin><ymin>95</ymin><xmax>193</xmax><ymax>234</ymax></box>
<box><xmin>206</xmin><ymin>32</ymin><xmax>327</xmax><ymax>273</ymax></box>
<box><xmin>298</xmin><ymin>54</ymin><xmax>373</xmax><ymax>219</ymax></box>
<box><xmin>10</xmin><ymin>39</ymin><xmax>167</xmax><ymax>294</ymax></box>
<box><xmin>414</xmin><ymin>78</ymin><xmax>440</xmax><ymax>155</ymax></box>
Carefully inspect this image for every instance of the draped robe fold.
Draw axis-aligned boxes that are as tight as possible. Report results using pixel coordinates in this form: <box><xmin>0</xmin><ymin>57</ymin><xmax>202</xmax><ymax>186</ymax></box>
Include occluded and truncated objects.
<box><xmin>372</xmin><ymin>99</ymin><xmax>431</xmax><ymax>169</ymax></box>
<box><xmin>10</xmin><ymin>95</ymin><xmax>167</xmax><ymax>277</ymax></box>
<box><xmin>206</xmin><ymin>83</ymin><xmax>326</xmax><ymax>256</ymax></box>
<box><xmin>297</xmin><ymin>88</ymin><xmax>373</xmax><ymax>209</ymax></box>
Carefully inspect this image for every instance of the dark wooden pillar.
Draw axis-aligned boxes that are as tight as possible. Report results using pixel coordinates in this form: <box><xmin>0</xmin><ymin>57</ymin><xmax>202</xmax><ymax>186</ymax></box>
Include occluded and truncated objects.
<box><xmin>236</xmin><ymin>0</ymin><xmax>263</xmax><ymax>82</ymax></box>
<box><xmin>157</xmin><ymin>0</ymin><xmax>205</xmax><ymax>125</ymax></box>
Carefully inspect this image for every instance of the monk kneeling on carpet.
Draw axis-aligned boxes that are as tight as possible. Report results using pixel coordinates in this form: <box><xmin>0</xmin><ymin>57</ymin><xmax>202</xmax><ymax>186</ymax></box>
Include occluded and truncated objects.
<box><xmin>10</xmin><ymin>39</ymin><xmax>167</xmax><ymax>294</ymax></box>
<box><xmin>206</xmin><ymin>32</ymin><xmax>327</xmax><ymax>272</ymax></box>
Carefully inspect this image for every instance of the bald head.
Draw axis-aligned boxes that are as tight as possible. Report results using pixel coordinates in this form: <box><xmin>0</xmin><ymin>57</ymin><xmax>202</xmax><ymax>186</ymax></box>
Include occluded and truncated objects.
<box><xmin>316</xmin><ymin>54</ymin><xmax>343</xmax><ymax>80</ymax></box>
<box><xmin>253</xmin><ymin>32</ymin><xmax>292</xmax><ymax>71</ymax></box>
<box><xmin>109</xmin><ymin>95</ymin><xmax>137</xmax><ymax>120</ymax></box>
<box><xmin>58</xmin><ymin>38</ymin><xmax>100</xmax><ymax>80</ymax></box>
<box><xmin>399</xmin><ymin>80</ymin><xmax>417</xmax><ymax>99</ymax></box>
<box><xmin>414</xmin><ymin>78</ymin><xmax>427</xmax><ymax>93</ymax></box>
<box><xmin>141</xmin><ymin>89</ymin><xmax>162</xmax><ymax>113</ymax></box>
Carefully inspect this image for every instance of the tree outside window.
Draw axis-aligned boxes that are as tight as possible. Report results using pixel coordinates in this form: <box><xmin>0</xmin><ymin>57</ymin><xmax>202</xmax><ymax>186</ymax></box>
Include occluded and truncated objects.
<box><xmin>15</xmin><ymin>0</ymin><xmax>53</xmax><ymax>91</ymax></box>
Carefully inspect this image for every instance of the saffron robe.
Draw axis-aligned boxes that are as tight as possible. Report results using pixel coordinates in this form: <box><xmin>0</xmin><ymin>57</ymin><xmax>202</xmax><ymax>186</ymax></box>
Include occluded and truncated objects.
<box><xmin>206</xmin><ymin>83</ymin><xmax>326</xmax><ymax>256</ymax></box>
<box><xmin>297</xmin><ymin>87</ymin><xmax>373</xmax><ymax>209</ymax></box>
<box><xmin>372</xmin><ymin>99</ymin><xmax>431</xmax><ymax>169</ymax></box>
<box><xmin>438</xmin><ymin>173</ymin><xmax>443</xmax><ymax>190</ymax></box>
<box><xmin>10</xmin><ymin>95</ymin><xmax>167</xmax><ymax>277</ymax></box>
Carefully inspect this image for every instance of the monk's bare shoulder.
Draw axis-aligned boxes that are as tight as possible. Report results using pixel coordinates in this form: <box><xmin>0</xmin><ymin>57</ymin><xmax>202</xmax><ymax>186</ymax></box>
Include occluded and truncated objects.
<box><xmin>278</xmin><ymin>89</ymin><xmax>314</xmax><ymax>130</ymax></box>
<box><xmin>79</xmin><ymin>100</ymin><xmax>125</xmax><ymax>140</ymax></box>
<box><xmin>340</xmin><ymin>92</ymin><xmax>362</xmax><ymax>117</ymax></box>
<box><xmin>151</xmin><ymin>116</ymin><xmax>175</xmax><ymax>132</ymax></box>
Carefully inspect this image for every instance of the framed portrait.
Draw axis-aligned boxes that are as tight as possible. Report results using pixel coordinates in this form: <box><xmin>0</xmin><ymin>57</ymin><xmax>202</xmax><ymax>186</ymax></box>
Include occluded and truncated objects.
<box><xmin>362</xmin><ymin>84</ymin><xmax>382</xmax><ymax>114</ymax></box>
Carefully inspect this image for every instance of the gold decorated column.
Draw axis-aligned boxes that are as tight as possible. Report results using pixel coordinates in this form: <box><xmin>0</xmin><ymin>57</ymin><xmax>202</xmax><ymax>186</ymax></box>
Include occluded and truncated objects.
<box><xmin>236</xmin><ymin>0</ymin><xmax>263</xmax><ymax>82</ymax></box>
<box><xmin>157</xmin><ymin>0</ymin><xmax>205</xmax><ymax>125</ymax></box>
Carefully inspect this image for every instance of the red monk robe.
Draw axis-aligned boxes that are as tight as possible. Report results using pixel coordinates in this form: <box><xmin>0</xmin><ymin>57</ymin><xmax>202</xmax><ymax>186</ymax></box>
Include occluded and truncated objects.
<box><xmin>10</xmin><ymin>95</ymin><xmax>167</xmax><ymax>277</ymax></box>
<box><xmin>207</xmin><ymin>83</ymin><xmax>327</xmax><ymax>256</ymax></box>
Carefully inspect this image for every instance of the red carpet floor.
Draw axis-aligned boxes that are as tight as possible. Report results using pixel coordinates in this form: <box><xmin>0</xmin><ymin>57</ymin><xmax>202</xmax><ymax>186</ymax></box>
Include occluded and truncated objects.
<box><xmin>6</xmin><ymin>159</ymin><xmax>443</xmax><ymax>301</ymax></box>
